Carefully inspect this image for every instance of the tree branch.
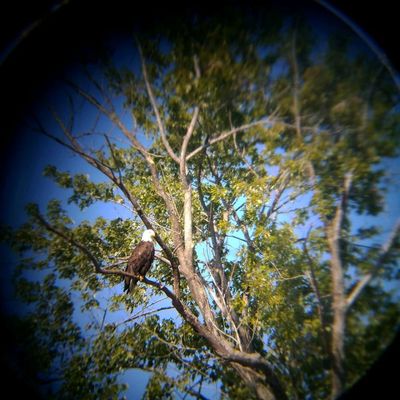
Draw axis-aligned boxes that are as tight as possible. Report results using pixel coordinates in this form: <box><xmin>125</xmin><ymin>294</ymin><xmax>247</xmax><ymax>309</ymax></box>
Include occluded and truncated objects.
<box><xmin>35</xmin><ymin>208</ymin><xmax>286</xmax><ymax>398</ymax></box>
<box><xmin>136</xmin><ymin>37</ymin><xmax>180</xmax><ymax>164</ymax></box>
<box><xmin>327</xmin><ymin>172</ymin><xmax>352</xmax><ymax>397</ymax></box>
<box><xmin>196</xmin><ymin>162</ymin><xmax>228</xmax><ymax>291</ymax></box>
<box><xmin>197</xmin><ymin>160</ymin><xmax>254</xmax><ymax>352</ymax></box>
<box><xmin>104</xmin><ymin>134</ymin><xmax>123</xmax><ymax>181</ymax></box>
<box><xmin>180</xmin><ymin>107</ymin><xmax>199</xmax><ymax>263</ymax></box>
<box><xmin>118</xmin><ymin>306</ymin><xmax>175</xmax><ymax>326</ymax></box>
<box><xmin>346</xmin><ymin>218</ymin><xmax>400</xmax><ymax>310</ymax></box>
<box><xmin>329</xmin><ymin>172</ymin><xmax>352</xmax><ymax>243</ymax></box>
<box><xmin>66</xmin><ymin>79</ymin><xmax>155</xmax><ymax>159</ymax></box>
<box><xmin>33</xmin><ymin>211</ymin><xmax>199</xmax><ymax>332</ymax></box>
<box><xmin>180</xmin><ymin>54</ymin><xmax>201</xmax><ymax>167</ymax></box>
<box><xmin>303</xmin><ymin>227</ymin><xmax>329</xmax><ymax>354</ymax></box>
<box><xmin>186</xmin><ymin>118</ymin><xmax>271</xmax><ymax>161</ymax></box>
<box><xmin>289</xmin><ymin>27</ymin><xmax>316</xmax><ymax>185</ymax></box>
<box><xmin>232</xmin><ymin>130</ymin><xmax>259</xmax><ymax>178</ymax></box>
<box><xmin>37</xmin><ymin>109</ymin><xmax>182</xmax><ymax>298</ymax></box>
<box><xmin>72</xmin><ymin>84</ymin><xmax>183</xmax><ymax>292</ymax></box>
<box><xmin>180</xmin><ymin>106</ymin><xmax>200</xmax><ymax>168</ymax></box>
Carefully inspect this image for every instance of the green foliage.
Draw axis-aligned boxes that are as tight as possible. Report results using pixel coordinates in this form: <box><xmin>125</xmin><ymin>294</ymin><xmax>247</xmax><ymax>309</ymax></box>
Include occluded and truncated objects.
<box><xmin>1</xmin><ymin>7</ymin><xmax>399</xmax><ymax>400</ymax></box>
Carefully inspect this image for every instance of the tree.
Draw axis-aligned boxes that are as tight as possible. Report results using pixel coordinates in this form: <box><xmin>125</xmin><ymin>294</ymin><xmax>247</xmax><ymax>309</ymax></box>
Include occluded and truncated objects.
<box><xmin>2</xmin><ymin>7</ymin><xmax>400</xmax><ymax>400</ymax></box>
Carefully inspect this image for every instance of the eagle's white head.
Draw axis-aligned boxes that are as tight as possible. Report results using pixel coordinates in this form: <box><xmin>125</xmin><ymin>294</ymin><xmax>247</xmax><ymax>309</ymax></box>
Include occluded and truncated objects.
<box><xmin>142</xmin><ymin>229</ymin><xmax>156</xmax><ymax>242</ymax></box>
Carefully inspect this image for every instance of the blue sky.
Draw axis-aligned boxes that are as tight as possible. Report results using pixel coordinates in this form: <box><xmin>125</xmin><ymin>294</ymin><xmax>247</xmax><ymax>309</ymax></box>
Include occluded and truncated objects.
<box><xmin>1</xmin><ymin>5</ymin><xmax>400</xmax><ymax>399</ymax></box>
<box><xmin>1</xmin><ymin>84</ymin><xmax>398</xmax><ymax>398</ymax></box>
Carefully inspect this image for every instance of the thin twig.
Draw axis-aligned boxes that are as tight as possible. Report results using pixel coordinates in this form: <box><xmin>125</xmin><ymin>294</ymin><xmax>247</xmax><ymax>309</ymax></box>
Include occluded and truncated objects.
<box><xmin>118</xmin><ymin>306</ymin><xmax>175</xmax><ymax>326</ymax></box>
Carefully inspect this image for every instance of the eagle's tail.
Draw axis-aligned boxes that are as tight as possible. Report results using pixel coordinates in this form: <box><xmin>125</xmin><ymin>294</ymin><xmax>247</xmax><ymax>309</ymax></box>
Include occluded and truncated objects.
<box><xmin>124</xmin><ymin>278</ymin><xmax>138</xmax><ymax>293</ymax></box>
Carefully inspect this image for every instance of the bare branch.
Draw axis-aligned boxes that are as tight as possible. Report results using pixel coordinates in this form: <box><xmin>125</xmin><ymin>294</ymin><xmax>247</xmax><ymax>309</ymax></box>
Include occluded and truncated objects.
<box><xmin>48</xmin><ymin>109</ymin><xmax>117</xmax><ymax>180</ymax></box>
<box><xmin>181</xmin><ymin>54</ymin><xmax>201</xmax><ymax>163</ymax></box>
<box><xmin>180</xmin><ymin>106</ymin><xmax>200</xmax><ymax>168</ymax></box>
<box><xmin>186</xmin><ymin>118</ymin><xmax>271</xmax><ymax>161</ymax></box>
<box><xmin>346</xmin><ymin>218</ymin><xmax>400</xmax><ymax>310</ymax></box>
<box><xmin>135</xmin><ymin>37</ymin><xmax>180</xmax><ymax>164</ymax></box>
<box><xmin>345</xmin><ymin>274</ymin><xmax>370</xmax><ymax>311</ymax></box>
<box><xmin>66</xmin><ymin>80</ymin><xmax>151</xmax><ymax>157</ymax></box>
<box><xmin>82</xmin><ymin>66</ymin><xmax>120</xmax><ymax>114</ymax></box>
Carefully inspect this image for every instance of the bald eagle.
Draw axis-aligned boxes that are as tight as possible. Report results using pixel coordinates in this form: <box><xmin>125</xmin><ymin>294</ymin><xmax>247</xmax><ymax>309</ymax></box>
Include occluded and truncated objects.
<box><xmin>124</xmin><ymin>229</ymin><xmax>156</xmax><ymax>292</ymax></box>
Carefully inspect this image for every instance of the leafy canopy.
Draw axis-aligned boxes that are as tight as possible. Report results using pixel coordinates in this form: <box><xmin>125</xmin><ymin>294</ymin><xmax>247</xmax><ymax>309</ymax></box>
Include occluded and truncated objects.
<box><xmin>1</xmin><ymin>7</ymin><xmax>400</xmax><ymax>400</ymax></box>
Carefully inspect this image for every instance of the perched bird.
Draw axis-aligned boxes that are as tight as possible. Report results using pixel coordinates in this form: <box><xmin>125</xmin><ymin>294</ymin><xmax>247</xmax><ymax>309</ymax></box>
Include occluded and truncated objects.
<box><xmin>124</xmin><ymin>229</ymin><xmax>156</xmax><ymax>292</ymax></box>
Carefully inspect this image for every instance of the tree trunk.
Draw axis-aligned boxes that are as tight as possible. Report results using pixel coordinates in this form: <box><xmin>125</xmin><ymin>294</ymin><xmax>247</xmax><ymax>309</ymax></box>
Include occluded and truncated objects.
<box><xmin>231</xmin><ymin>362</ymin><xmax>288</xmax><ymax>400</ymax></box>
<box><xmin>327</xmin><ymin>174</ymin><xmax>352</xmax><ymax>398</ymax></box>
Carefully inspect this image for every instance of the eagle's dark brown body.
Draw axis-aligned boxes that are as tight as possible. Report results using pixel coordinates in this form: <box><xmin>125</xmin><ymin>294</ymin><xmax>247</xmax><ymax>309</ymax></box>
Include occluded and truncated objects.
<box><xmin>124</xmin><ymin>240</ymin><xmax>155</xmax><ymax>292</ymax></box>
